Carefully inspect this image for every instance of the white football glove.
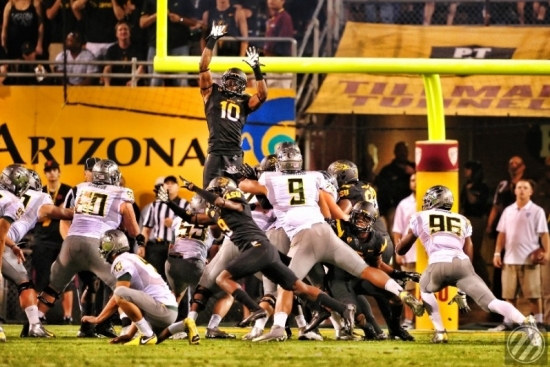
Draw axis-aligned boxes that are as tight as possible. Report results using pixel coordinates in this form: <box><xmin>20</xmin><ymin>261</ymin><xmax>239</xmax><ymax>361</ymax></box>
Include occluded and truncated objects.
<box><xmin>156</xmin><ymin>185</ymin><xmax>169</xmax><ymax>203</ymax></box>
<box><xmin>243</xmin><ymin>46</ymin><xmax>260</xmax><ymax>69</ymax></box>
<box><xmin>448</xmin><ymin>291</ymin><xmax>471</xmax><ymax>314</ymax></box>
<box><xmin>208</xmin><ymin>21</ymin><xmax>227</xmax><ymax>40</ymax></box>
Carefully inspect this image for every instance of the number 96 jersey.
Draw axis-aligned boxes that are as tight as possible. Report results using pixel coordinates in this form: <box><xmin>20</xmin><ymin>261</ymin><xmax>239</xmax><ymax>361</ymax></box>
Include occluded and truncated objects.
<box><xmin>68</xmin><ymin>182</ymin><xmax>135</xmax><ymax>239</ymax></box>
<box><xmin>409</xmin><ymin>209</ymin><xmax>472</xmax><ymax>264</ymax></box>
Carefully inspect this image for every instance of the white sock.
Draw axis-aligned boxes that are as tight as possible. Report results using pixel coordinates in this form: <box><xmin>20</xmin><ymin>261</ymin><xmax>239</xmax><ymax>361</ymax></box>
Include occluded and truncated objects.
<box><xmin>384</xmin><ymin>279</ymin><xmax>404</xmax><ymax>296</ymax></box>
<box><xmin>421</xmin><ymin>292</ymin><xmax>445</xmax><ymax>331</ymax></box>
<box><xmin>38</xmin><ymin>310</ymin><xmax>45</xmax><ymax>319</ymax></box>
<box><xmin>135</xmin><ymin>318</ymin><xmax>154</xmax><ymax>337</ymax></box>
<box><xmin>535</xmin><ymin>313</ymin><xmax>543</xmax><ymax>324</ymax></box>
<box><xmin>330</xmin><ymin>312</ymin><xmax>343</xmax><ymax>331</ymax></box>
<box><xmin>119</xmin><ymin>312</ymin><xmax>127</xmax><ymax>320</ymax></box>
<box><xmin>295</xmin><ymin>314</ymin><xmax>307</xmax><ymax>329</ymax></box>
<box><xmin>207</xmin><ymin>314</ymin><xmax>222</xmax><ymax>329</ymax></box>
<box><xmin>25</xmin><ymin>305</ymin><xmax>40</xmax><ymax>325</ymax></box>
<box><xmin>167</xmin><ymin>321</ymin><xmax>186</xmax><ymax>335</ymax></box>
<box><xmin>487</xmin><ymin>299</ymin><xmax>525</xmax><ymax>324</ymax></box>
<box><xmin>253</xmin><ymin>316</ymin><xmax>268</xmax><ymax>330</ymax></box>
<box><xmin>187</xmin><ymin>311</ymin><xmax>198</xmax><ymax>321</ymax></box>
<box><xmin>273</xmin><ymin>312</ymin><xmax>288</xmax><ymax>328</ymax></box>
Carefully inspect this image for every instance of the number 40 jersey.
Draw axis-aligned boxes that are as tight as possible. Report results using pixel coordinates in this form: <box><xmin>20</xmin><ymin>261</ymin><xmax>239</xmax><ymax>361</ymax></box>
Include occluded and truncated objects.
<box><xmin>68</xmin><ymin>182</ymin><xmax>135</xmax><ymax>239</ymax></box>
<box><xmin>409</xmin><ymin>208</ymin><xmax>472</xmax><ymax>264</ymax></box>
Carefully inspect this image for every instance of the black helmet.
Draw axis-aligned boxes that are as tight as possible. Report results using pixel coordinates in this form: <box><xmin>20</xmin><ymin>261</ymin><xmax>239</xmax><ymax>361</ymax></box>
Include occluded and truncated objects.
<box><xmin>422</xmin><ymin>185</ymin><xmax>454</xmax><ymax>211</ymax></box>
<box><xmin>221</xmin><ymin>68</ymin><xmax>247</xmax><ymax>96</ymax></box>
<box><xmin>350</xmin><ymin>201</ymin><xmax>378</xmax><ymax>232</ymax></box>
<box><xmin>260</xmin><ymin>154</ymin><xmax>278</xmax><ymax>172</ymax></box>
<box><xmin>207</xmin><ymin>176</ymin><xmax>237</xmax><ymax>195</ymax></box>
<box><xmin>327</xmin><ymin>160</ymin><xmax>359</xmax><ymax>187</ymax></box>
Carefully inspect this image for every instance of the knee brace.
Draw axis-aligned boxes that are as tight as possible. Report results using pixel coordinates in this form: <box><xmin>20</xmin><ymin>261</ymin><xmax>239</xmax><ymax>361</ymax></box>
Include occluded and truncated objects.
<box><xmin>190</xmin><ymin>285</ymin><xmax>213</xmax><ymax>311</ymax></box>
<box><xmin>17</xmin><ymin>281</ymin><xmax>35</xmax><ymax>295</ymax></box>
<box><xmin>38</xmin><ymin>285</ymin><xmax>61</xmax><ymax>308</ymax></box>
<box><xmin>259</xmin><ymin>294</ymin><xmax>276</xmax><ymax>309</ymax></box>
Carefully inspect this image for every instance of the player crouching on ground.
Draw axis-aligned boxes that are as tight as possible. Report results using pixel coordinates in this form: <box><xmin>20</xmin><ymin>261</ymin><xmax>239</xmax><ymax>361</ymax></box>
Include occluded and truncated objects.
<box><xmin>82</xmin><ymin>229</ymin><xmax>178</xmax><ymax>345</ymax></box>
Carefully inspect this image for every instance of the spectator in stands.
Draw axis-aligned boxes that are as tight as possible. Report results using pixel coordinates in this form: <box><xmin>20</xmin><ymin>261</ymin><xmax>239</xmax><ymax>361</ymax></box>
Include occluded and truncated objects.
<box><xmin>263</xmin><ymin>0</ymin><xmax>294</xmax><ymax>88</ymax></box>
<box><xmin>534</xmin><ymin>156</ymin><xmax>550</xmax><ymax>328</ymax></box>
<box><xmin>71</xmin><ymin>0</ymin><xmax>118</xmax><ymax>59</ymax></box>
<box><xmin>103</xmin><ymin>20</ymin><xmax>145</xmax><ymax>86</ymax></box>
<box><xmin>492</xmin><ymin>179</ymin><xmax>549</xmax><ymax>331</ymax></box>
<box><xmin>460</xmin><ymin>160</ymin><xmax>491</xmax><ymax>286</ymax></box>
<box><xmin>43</xmin><ymin>0</ymin><xmax>81</xmax><ymax>62</ymax></box>
<box><xmin>140</xmin><ymin>0</ymin><xmax>197</xmax><ymax>86</ymax></box>
<box><xmin>423</xmin><ymin>2</ymin><xmax>458</xmax><ymax>25</ymax></box>
<box><xmin>374</xmin><ymin>141</ymin><xmax>416</xmax><ymax>231</ymax></box>
<box><xmin>54</xmin><ymin>31</ymin><xmax>97</xmax><ymax>85</ymax></box>
<box><xmin>1</xmin><ymin>0</ymin><xmax>43</xmax><ymax>59</ymax></box>
<box><xmin>111</xmin><ymin>0</ymin><xmax>147</xmax><ymax>60</ymax></box>
<box><xmin>3</xmin><ymin>41</ymin><xmax>51</xmax><ymax>85</ymax></box>
<box><xmin>202</xmin><ymin>0</ymin><xmax>248</xmax><ymax>56</ymax></box>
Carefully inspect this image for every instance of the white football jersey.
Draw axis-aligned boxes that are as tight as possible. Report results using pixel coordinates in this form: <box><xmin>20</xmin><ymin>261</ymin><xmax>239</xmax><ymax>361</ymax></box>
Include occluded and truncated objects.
<box><xmin>68</xmin><ymin>182</ymin><xmax>135</xmax><ymax>239</ymax></box>
<box><xmin>259</xmin><ymin>171</ymin><xmax>325</xmax><ymax>239</ymax></box>
<box><xmin>170</xmin><ymin>216</ymin><xmax>212</xmax><ymax>261</ymax></box>
<box><xmin>409</xmin><ymin>209</ymin><xmax>471</xmax><ymax>264</ymax></box>
<box><xmin>111</xmin><ymin>252</ymin><xmax>177</xmax><ymax>307</ymax></box>
<box><xmin>0</xmin><ymin>188</ymin><xmax>25</xmax><ymax>226</ymax></box>
<box><xmin>8</xmin><ymin>190</ymin><xmax>54</xmax><ymax>243</ymax></box>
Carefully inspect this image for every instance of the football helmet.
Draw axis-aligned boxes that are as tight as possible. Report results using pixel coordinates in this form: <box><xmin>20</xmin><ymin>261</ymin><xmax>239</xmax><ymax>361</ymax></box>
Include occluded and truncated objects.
<box><xmin>99</xmin><ymin>229</ymin><xmax>130</xmax><ymax>263</ymax></box>
<box><xmin>349</xmin><ymin>201</ymin><xmax>378</xmax><ymax>232</ymax></box>
<box><xmin>28</xmin><ymin>169</ymin><xmax>43</xmax><ymax>191</ymax></box>
<box><xmin>0</xmin><ymin>164</ymin><xmax>30</xmax><ymax>198</ymax></box>
<box><xmin>277</xmin><ymin>147</ymin><xmax>303</xmax><ymax>173</ymax></box>
<box><xmin>207</xmin><ymin>176</ymin><xmax>237</xmax><ymax>195</ymax></box>
<box><xmin>92</xmin><ymin>159</ymin><xmax>121</xmax><ymax>186</ymax></box>
<box><xmin>327</xmin><ymin>160</ymin><xmax>359</xmax><ymax>187</ymax></box>
<box><xmin>221</xmin><ymin>68</ymin><xmax>247</xmax><ymax>96</ymax></box>
<box><xmin>319</xmin><ymin>170</ymin><xmax>339</xmax><ymax>201</ymax></box>
<box><xmin>189</xmin><ymin>194</ymin><xmax>207</xmax><ymax>215</ymax></box>
<box><xmin>259</xmin><ymin>154</ymin><xmax>278</xmax><ymax>172</ymax></box>
<box><xmin>422</xmin><ymin>185</ymin><xmax>454</xmax><ymax>211</ymax></box>
<box><xmin>275</xmin><ymin>142</ymin><xmax>300</xmax><ymax>155</ymax></box>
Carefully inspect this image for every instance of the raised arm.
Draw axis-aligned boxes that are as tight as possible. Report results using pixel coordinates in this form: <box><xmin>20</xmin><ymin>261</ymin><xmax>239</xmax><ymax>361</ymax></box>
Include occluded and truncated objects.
<box><xmin>199</xmin><ymin>21</ymin><xmax>226</xmax><ymax>102</ymax></box>
<box><xmin>242</xmin><ymin>46</ymin><xmax>267</xmax><ymax>111</ymax></box>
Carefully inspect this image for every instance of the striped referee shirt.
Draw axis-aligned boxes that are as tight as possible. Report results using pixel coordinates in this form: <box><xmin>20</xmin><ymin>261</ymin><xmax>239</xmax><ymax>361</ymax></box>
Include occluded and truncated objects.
<box><xmin>142</xmin><ymin>197</ymin><xmax>188</xmax><ymax>243</ymax></box>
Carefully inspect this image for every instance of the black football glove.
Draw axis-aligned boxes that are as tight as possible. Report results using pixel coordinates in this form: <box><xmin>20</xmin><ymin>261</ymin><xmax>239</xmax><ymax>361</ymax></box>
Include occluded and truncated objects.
<box><xmin>179</xmin><ymin>176</ymin><xmax>196</xmax><ymax>191</ymax></box>
<box><xmin>391</xmin><ymin>269</ymin><xmax>421</xmax><ymax>283</ymax></box>
<box><xmin>238</xmin><ymin>163</ymin><xmax>259</xmax><ymax>181</ymax></box>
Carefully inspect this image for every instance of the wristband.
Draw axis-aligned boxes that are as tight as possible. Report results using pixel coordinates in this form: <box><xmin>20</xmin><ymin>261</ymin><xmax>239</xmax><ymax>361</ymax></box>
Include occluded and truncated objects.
<box><xmin>136</xmin><ymin>234</ymin><xmax>146</xmax><ymax>247</ymax></box>
<box><xmin>493</xmin><ymin>253</ymin><xmax>501</xmax><ymax>257</ymax></box>
<box><xmin>206</xmin><ymin>37</ymin><xmax>217</xmax><ymax>50</ymax></box>
<box><xmin>252</xmin><ymin>66</ymin><xmax>263</xmax><ymax>81</ymax></box>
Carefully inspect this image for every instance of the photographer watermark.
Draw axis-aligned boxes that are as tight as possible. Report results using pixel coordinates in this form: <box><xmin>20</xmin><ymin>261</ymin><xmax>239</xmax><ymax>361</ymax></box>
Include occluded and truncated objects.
<box><xmin>505</xmin><ymin>324</ymin><xmax>547</xmax><ymax>365</ymax></box>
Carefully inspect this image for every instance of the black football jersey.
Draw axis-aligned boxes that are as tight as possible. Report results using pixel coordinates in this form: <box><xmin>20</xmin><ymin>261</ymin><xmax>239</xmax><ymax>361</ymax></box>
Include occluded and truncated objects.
<box><xmin>338</xmin><ymin>181</ymin><xmax>377</xmax><ymax>205</ymax></box>
<box><xmin>206</xmin><ymin>189</ymin><xmax>269</xmax><ymax>251</ymax></box>
<box><xmin>205</xmin><ymin>84</ymin><xmax>253</xmax><ymax>155</ymax></box>
<box><xmin>332</xmin><ymin>219</ymin><xmax>387</xmax><ymax>265</ymax></box>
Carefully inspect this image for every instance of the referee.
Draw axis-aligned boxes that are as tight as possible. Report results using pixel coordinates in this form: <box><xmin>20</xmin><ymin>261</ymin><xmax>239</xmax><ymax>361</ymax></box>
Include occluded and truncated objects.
<box><xmin>140</xmin><ymin>176</ymin><xmax>188</xmax><ymax>280</ymax></box>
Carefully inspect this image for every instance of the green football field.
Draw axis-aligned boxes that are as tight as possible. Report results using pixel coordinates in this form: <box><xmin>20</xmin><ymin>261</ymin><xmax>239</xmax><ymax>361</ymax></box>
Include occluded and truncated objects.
<box><xmin>0</xmin><ymin>325</ymin><xmax>546</xmax><ymax>367</ymax></box>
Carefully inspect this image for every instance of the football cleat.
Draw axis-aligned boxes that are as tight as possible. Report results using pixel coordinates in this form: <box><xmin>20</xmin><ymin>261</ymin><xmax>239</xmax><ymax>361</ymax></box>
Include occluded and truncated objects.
<box><xmin>389</xmin><ymin>326</ymin><xmax>415</xmax><ymax>341</ymax></box>
<box><xmin>242</xmin><ymin>327</ymin><xmax>263</xmax><ymax>340</ymax></box>
<box><xmin>20</xmin><ymin>322</ymin><xmax>30</xmax><ymax>337</ymax></box>
<box><xmin>335</xmin><ymin>329</ymin><xmax>357</xmax><ymax>341</ymax></box>
<box><xmin>0</xmin><ymin>326</ymin><xmax>6</xmax><ymax>342</ymax></box>
<box><xmin>95</xmin><ymin>322</ymin><xmax>118</xmax><ymax>338</ymax></box>
<box><xmin>431</xmin><ymin>330</ymin><xmax>448</xmax><ymax>344</ymax></box>
<box><xmin>77</xmin><ymin>329</ymin><xmax>100</xmax><ymax>338</ymax></box>
<box><xmin>29</xmin><ymin>324</ymin><xmax>55</xmax><ymax>338</ymax></box>
<box><xmin>252</xmin><ymin>325</ymin><xmax>287</xmax><ymax>342</ymax></box>
<box><xmin>124</xmin><ymin>333</ymin><xmax>158</xmax><ymax>346</ymax></box>
<box><xmin>488</xmin><ymin>323</ymin><xmax>512</xmax><ymax>332</ymax></box>
<box><xmin>303</xmin><ymin>308</ymin><xmax>332</xmax><ymax>334</ymax></box>
<box><xmin>205</xmin><ymin>327</ymin><xmax>236</xmax><ymax>339</ymax></box>
<box><xmin>399</xmin><ymin>291</ymin><xmax>425</xmax><ymax>317</ymax></box>
<box><xmin>236</xmin><ymin>309</ymin><xmax>268</xmax><ymax>328</ymax></box>
<box><xmin>170</xmin><ymin>332</ymin><xmax>188</xmax><ymax>340</ymax></box>
<box><xmin>298</xmin><ymin>327</ymin><xmax>323</xmax><ymax>341</ymax></box>
<box><xmin>342</xmin><ymin>304</ymin><xmax>356</xmax><ymax>331</ymax></box>
<box><xmin>363</xmin><ymin>323</ymin><xmax>386</xmax><ymax>341</ymax></box>
<box><xmin>185</xmin><ymin>318</ymin><xmax>200</xmax><ymax>345</ymax></box>
<box><xmin>63</xmin><ymin>316</ymin><xmax>73</xmax><ymax>325</ymax></box>
<box><xmin>523</xmin><ymin>315</ymin><xmax>543</xmax><ymax>347</ymax></box>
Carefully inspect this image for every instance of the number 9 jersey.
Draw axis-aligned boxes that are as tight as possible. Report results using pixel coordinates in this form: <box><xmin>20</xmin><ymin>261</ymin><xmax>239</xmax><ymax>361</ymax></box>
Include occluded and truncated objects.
<box><xmin>409</xmin><ymin>209</ymin><xmax>472</xmax><ymax>264</ymax></box>
<box><xmin>68</xmin><ymin>182</ymin><xmax>135</xmax><ymax>239</ymax></box>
